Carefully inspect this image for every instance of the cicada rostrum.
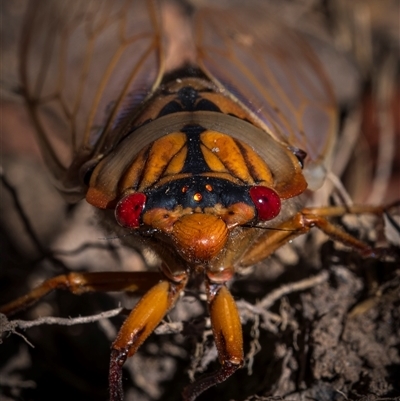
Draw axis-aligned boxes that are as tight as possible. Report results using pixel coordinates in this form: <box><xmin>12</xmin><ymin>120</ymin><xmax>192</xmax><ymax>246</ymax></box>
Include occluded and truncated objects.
<box><xmin>1</xmin><ymin>1</ymin><xmax>399</xmax><ymax>400</ymax></box>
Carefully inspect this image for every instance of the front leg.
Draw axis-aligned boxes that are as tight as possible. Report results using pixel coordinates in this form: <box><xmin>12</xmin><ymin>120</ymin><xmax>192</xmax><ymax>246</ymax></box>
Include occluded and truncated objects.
<box><xmin>182</xmin><ymin>278</ymin><xmax>243</xmax><ymax>401</ymax></box>
<box><xmin>110</xmin><ymin>275</ymin><xmax>187</xmax><ymax>401</ymax></box>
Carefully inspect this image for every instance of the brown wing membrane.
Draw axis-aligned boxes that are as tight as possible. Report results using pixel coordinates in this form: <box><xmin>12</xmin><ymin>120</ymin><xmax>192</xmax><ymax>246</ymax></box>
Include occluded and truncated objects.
<box><xmin>19</xmin><ymin>0</ymin><xmax>163</xmax><ymax>201</ymax></box>
<box><xmin>194</xmin><ymin>3</ymin><xmax>337</xmax><ymax>189</ymax></box>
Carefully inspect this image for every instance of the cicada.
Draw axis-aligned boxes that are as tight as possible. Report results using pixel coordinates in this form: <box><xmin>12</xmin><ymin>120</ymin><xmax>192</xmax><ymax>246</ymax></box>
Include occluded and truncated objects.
<box><xmin>1</xmin><ymin>1</ymin><xmax>399</xmax><ymax>400</ymax></box>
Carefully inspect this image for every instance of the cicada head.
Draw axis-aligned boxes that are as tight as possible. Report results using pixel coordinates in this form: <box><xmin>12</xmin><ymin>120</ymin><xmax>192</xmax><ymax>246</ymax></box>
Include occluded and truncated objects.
<box><xmin>110</xmin><ymin>178</ymin><xmax>282</xmax><ymax>264</ymax></box>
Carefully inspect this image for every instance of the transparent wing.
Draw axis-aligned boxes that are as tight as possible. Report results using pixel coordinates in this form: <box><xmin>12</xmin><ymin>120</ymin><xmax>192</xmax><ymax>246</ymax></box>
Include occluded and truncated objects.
<box><xmin>194</xmin><ymin>3</ymin><xmax>337</xmax><ymax>189</ymax></box>
<box><xmin>18</xmin><ymin>0</ymin><xmax>163</xmax><ymax>201</ymax></box>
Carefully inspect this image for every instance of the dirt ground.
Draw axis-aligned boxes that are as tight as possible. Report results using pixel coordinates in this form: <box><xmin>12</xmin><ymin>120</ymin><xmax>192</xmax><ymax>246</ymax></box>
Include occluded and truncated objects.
<box><xmin>1</xmin><ymin>1</ymin><xmax>400</xmax><ymax>401</ymax></box>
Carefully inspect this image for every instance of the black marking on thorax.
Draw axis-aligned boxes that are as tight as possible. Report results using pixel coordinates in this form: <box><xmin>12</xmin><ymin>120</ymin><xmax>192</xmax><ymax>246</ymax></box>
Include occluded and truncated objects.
<box><xmin>180</xmin><ymin>124</ymin><xmax>209</xmax><ymax>174</ymax></box>
<box><xmin>158</xmin><ymin>86</ymin><xmax>221</xmax><ymax>118</ymax></box>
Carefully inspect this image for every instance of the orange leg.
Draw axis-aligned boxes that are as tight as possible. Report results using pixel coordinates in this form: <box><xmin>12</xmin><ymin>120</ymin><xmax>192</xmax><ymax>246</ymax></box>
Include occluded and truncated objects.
<box><xmin>0</xmin><ymin>271</ymin><xmax>162</xmax><ymax>316</ymax></box>
<box><xmin>301</xmin><ymin>202</ymin><xmax>399</xmax><ymax>217</ymax></box>
<box><xmin>240</xmin><ymin>204</ymin><xmax>397</xmax><ymax>267</ymax></box>
<box><xmin>109</xmin><ymin>275</ymin><xmax>187</xmax><ymax>401</ymax></box>
<box><xmin>182</xmin><ymin>280</ymin><xmax>243</xmax><ymax>401</ymax></box>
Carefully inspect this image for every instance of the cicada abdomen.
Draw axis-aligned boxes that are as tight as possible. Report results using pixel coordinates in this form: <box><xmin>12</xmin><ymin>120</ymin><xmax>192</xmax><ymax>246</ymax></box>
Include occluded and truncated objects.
<box><xmin>1</xmin><ymin>1</ymin><xmax>398</xmax><ymax>401</ymax></box>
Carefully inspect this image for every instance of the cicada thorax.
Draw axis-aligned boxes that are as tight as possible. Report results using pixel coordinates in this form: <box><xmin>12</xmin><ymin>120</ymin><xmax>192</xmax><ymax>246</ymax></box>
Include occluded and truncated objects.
<box><xmin>85</xmin><ymin>75</ymin><xmax>308</xmax><ymax>275</ymax></box>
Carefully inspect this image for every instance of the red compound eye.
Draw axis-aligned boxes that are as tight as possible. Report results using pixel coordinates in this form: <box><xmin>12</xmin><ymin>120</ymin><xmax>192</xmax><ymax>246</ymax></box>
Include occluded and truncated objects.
<box><xmin>115</xmin><ymin>193</ymin><xmax>146</xmax><ymax>228</ymax></box>
<box><xmin>249</xmin><ymin>186</ymin><xmax>281</xmax><ymax>221</ymax></box>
